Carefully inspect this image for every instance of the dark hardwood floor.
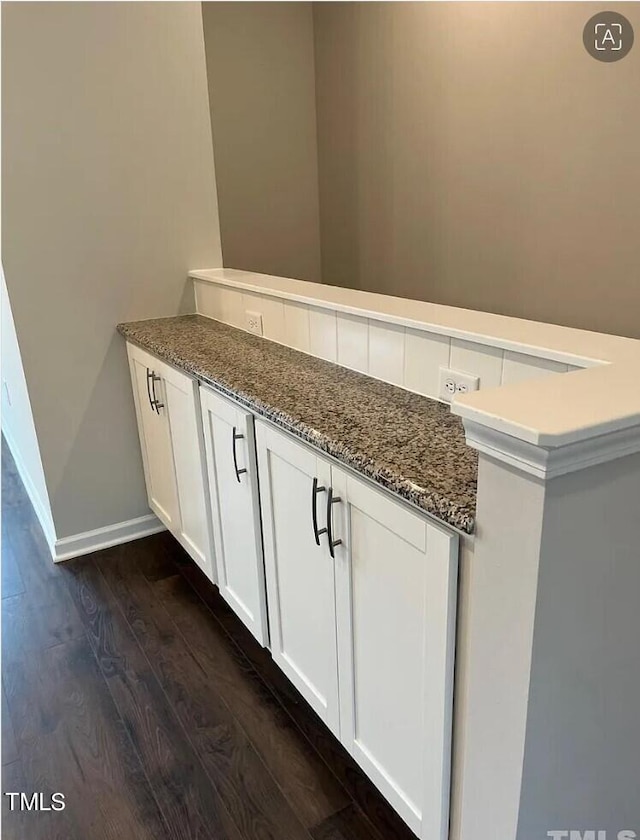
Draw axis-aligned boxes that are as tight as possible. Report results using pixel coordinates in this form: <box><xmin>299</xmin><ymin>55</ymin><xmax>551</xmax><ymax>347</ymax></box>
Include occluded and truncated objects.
<box><xmin>1</xmin><ymin>438</ymin><xmax>416</xmax><ymax>840</ymax></box>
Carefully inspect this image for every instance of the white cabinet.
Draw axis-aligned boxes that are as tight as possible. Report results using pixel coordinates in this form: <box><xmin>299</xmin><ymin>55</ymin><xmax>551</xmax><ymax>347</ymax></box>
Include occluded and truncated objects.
<box><xmin>200</xmin><ymin>386</ymin><xmax>268</xmax><ymax>645</ymax></box>
<box><xmin>126</xmin><ymin>343</ymin><xmax>214</xmax><ymax>580</ymax></box>
<box><xmin>332</xmin><ymin>467</ymin><xmax>458</xmax><ymax>840</ymax></box>
<box><xmin>161</xmin><ymin>363</ymin><xmax>214</xmax><ymax>579</ymax></box>
<box><xmin>127</xmin><ymin>347</ymin><xmax>458</xmax><ymax>840</ymax></box>
<box><xmin>257</xmin><ymin>421</ymin><xmax>458</xmax><ymax>840</ymax></box>
<box><xmin>127</xmin><ymin>343</ymin><xmax>180</xmax><ymax>531</ymax></box>
<box><xmin>256</xmin><ymin>422</ymin><xmax>340</xmax><ymax>736</ymax></box>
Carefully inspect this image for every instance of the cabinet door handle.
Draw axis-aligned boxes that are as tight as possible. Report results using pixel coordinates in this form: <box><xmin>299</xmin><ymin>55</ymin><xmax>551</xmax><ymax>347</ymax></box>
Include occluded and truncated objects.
<box><xmin>146</xmin><ymin>368</ymin><xmax>156</xmax><ymax>412</ymax></box>
<box><xmin>311</xmin><ymin>477</ymin><xmax>327</xmax><ymax>546</ymax></box>
<box><xmin>326</xmin><ymin>487</ymin><xmax>342</xmax><ymax>558</ymax></box>
<box><xmin>232</xmin><ymin>426</ymin><xmax>247</xmax><ymax>482</ymax></box>
<box><xmin>150</xmin><ymin>372</ymin><xmax>163</xmax><ymax>413</ymax></box>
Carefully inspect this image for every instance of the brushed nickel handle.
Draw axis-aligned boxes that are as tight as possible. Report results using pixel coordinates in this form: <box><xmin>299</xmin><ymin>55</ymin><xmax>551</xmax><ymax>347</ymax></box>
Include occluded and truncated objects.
<box><xmin>150</xmin><ymin>372</ymin><xmax>163</xmax><ymax>413</ymax></box>
<box><xmin>326</xmin><ymin>487</ymin><xmax>342</xmax><ymax>558</ymax></box>
<box><xmin>146</xmin><ymin>368</ymin><xmax>155</xmax><ymax>412</ymax></box>
<box><xmin>312</xmin><ymin>477</ymin><xmax>327</xmax><ymax>546</ymax></box>
<box><xmin>232</xmin><ymin>426</ymin><xmax>247</xmax><ymax>482</ymax></box>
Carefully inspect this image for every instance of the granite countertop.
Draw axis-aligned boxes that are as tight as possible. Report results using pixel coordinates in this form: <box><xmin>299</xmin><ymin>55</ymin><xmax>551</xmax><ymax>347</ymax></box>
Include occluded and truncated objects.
<box><xmin>117</xmin><ymin>315</ymin><xmax>478</xmax><ymax>534</ymax></box>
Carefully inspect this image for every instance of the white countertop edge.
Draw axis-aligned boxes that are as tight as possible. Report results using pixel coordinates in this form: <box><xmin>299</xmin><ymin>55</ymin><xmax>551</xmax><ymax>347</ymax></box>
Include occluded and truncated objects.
<box><xmin>452</xmin><ymin>399</ymin><xmax>640</xmax><ymax>448</ymax></box>
<box><xmin>189</xmin><ymin>267</ymin><xmax>640</xmax><ymax>453</ymax></box>
<box><xmin>452</xmin><ymin>360</ymin><xmax>640</xmax><ymax>448</ymax></box>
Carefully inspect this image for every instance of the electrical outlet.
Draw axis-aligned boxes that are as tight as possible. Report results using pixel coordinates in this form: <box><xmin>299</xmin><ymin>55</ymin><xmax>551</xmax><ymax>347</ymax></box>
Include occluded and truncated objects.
<box><xmin>245</xmin><ymin>310</ymin><xmax>263</xmax><ymax>336</ymax></box>
<box><xmin>438</xmin><ymin>367</ymin><xmax>480</xmax><ymax>402</ymax></box>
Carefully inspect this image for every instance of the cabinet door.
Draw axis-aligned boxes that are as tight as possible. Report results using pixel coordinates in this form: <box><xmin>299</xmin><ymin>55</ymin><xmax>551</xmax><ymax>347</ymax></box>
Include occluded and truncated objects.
<box><xmin>332</xmin><ymin>467</ymin><xmax>458</xmax><ymax>840</ymax></box>
<box><xmin>127</xmin><ymin>343</ymin><xmax>180</xmax><ymax>532</ymax></box>
<box><xmin>256</xmin><ymin>422</ymin><xmax>339</xmax><ymax>736</ymax></box>
<box><xmin>200</xmin><ymin>387</ymin><xmax>268</xmax><ymax>644</ymax></box>
<box><xmin>161</xmin><ymin>364</ymin><xmax>215</xmax><ymax>581</ymax></box>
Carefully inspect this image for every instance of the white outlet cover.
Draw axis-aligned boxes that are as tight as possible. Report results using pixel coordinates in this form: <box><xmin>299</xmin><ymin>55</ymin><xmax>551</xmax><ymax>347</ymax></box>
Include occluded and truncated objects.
<box><xmin>438</xmin><ymin>367</ymin><xmax>479</xmax><ymax>402</ymax></box>
<box><xmin>245</xmin><ymin>310</ymin><xmax>263</xmax><ymax>336</ymax></box>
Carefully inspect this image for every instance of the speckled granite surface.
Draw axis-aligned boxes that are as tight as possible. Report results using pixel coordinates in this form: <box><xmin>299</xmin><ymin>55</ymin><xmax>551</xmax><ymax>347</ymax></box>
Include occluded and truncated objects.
<box><xmin>117</xmin><ymin>315</ymin><xmax>478</xmax><ymax>533</ymax></box>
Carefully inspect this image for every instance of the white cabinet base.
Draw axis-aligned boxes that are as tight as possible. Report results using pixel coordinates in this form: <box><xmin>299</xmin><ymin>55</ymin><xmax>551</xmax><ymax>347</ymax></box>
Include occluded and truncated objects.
<box><xmin>200</xmin><ymin>386</ymin><xmax>268</xmax><ymax>645</ymax></box>
<box><xmin>256</xmin><ymin>421</ymin><xmax>458</xmax><ymax>840</ymax></box>
<box><xmin>126</xmin><ymin>346</ymin><xmax>459</xmax><ymax>840</ymax></box>
<box><xmin>333</xmin><ymin>467</ymin><xmax>458</xmax><ymax>839</ymax></box>
<box><xmin>162</xmin><ymin>363</ymin><xmax>215</xmax><ymax>581</ymax></box>
<box><xmin>256</xmin><ymin>422</ymin><xmax>340</xmax><ymax>737</ymax></box>
<box><xmin>126</xmin><ymin>342</ymin><xmax>214</xmax><ymax>580</ymax></box>
<box><xmin>127</xmin><ymin>344</ymin><xmax>180</xmax><ymax>532</ymax></box>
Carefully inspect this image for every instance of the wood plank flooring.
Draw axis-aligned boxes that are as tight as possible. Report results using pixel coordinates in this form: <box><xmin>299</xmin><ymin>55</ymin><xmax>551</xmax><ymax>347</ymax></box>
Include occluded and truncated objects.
<box><xmin>1</xmin><ymin>437</ymin><xmax>416</xmax><ymax>840</ymax></box>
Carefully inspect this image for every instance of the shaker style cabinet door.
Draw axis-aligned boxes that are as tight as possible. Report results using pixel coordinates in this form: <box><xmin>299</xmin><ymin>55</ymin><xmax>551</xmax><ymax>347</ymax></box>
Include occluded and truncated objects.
<box><xmin>200</xmin><ymin>387</ymin><xmax>268</xmax><ymax>644</ymax></box>
<box><xmin>331</xmin><ymin>466</ymin><xmax>458</xmax><ymax>840</ymax></box>
<box><xmin>127</xmin><ymin>343</ymin><xmax>180</xmax><ymax>533</ymax></box>
<box><xmin>161</xmin><ymin>363</ymin><xmax>215</xmax><ymax>581</ymax></box>
<box><xmin>255</xmin><ymin>422</ymin><xmax>340</xmax><ymax>736</ymax></box>
<box><xmin>127</xmin><ymin>342</ymin><xmax>214</xmax><ymax>580</ymax></box>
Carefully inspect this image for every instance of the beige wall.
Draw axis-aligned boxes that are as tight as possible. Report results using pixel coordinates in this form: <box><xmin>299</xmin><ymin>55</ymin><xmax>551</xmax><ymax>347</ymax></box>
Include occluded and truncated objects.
<box><xmin>203</xmin><ymin>2</ymin><xmax>639</xmax><ymax>339</ymax></box>
<box><xmin>2</xmin><ymin>2</ymin><xmax>222</xmax><ymax>540</ymax></box>
<box><xmin>1</xmin><ymin>271</ymin><xmax>54</xmax><ymax>545</ymax></box>
<box><xmin>202</xmin><ymin>2</ymin><xmax>322</xmax><ymax>283</ymax></box>
<box><xmin>314</xmin><ymin>1</ymin><xmax>640</xmax><ymax>339</ymax></box>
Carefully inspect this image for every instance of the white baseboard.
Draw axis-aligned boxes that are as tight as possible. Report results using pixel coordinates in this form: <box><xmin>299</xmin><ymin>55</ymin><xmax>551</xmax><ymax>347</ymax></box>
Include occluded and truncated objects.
<box><xmin>2</xmin><ymin>426</ymin><xmax>57</xmax><ymax>554</ymax></box>
<box><xmin>54</xmin><ymin>514</ymin><xmax>166</xmax><ymax>562</ymax></box>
